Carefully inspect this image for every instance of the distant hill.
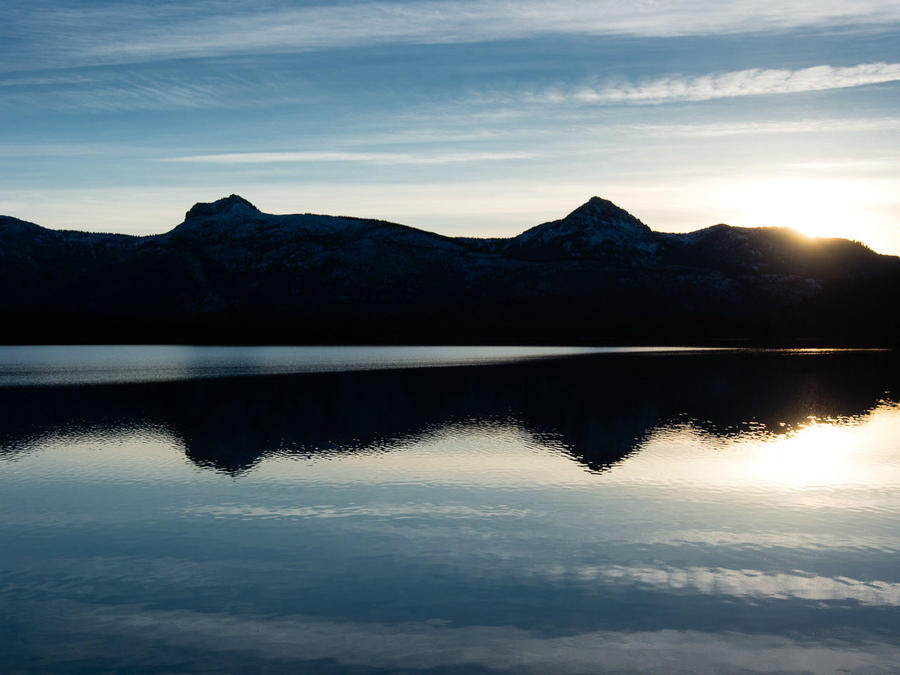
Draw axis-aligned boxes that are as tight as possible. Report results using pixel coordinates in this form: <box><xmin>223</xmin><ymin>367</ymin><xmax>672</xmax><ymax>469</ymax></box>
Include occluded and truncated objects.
<box><xmin>1</xmin><ymin>194</ymin><xmax>898</xmax><ymax>345</ymax></box>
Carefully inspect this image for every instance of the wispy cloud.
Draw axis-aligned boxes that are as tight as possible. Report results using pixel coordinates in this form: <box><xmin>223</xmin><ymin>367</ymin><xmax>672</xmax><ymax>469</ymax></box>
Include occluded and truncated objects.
<box><xmin>6</xmin><ymin>1</ymin><xmax>900</xmax><ymax>69</ymax></box>
<box><xmin>631</xmin><ymin>117</ymin><xmax>900</xmax><ymax>137</ymax></box>
<box><xmin>0</xmin><ymin>142</ymin><xmax>144</xmax><ymax>158</ymax></box>
<box><xmin>786</xmin><ymin>158</ymin><xmax>900</xmax><ymax>170</ymax></box>
<box><xmin>162</xmin><ymin>150</ymin><xmax>535</xmax><ymax>165</ymax></box>
<box><xmin>510</xmin><ymin>63</ymin><xmax>900</xmax><ymax>105</ymax></box>
<box><xmin>526</xmin><ymin>63</ymin><xmax>900</xmax><ymax>106</ymax></box>
<box><xmin>0</xmin><ymin>69</ymin><xmax>306</xmax><ymax>111</ymax></box>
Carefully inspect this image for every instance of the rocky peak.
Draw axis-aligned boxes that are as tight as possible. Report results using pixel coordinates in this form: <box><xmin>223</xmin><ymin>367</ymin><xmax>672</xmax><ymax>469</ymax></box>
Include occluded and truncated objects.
<box><xmin>561</xmin><ymin>197</ymin><xmax>651</xmax><ymax>234</ymax></box>
<box><xmin>184</xmin><ymin>194</ymin><xmax>261</xmax><ymax>221</ymax></box>
<box><xmin>509</xmin><ymin>196</ymin><xmax>657</xmax><ymax>259</ymax></box>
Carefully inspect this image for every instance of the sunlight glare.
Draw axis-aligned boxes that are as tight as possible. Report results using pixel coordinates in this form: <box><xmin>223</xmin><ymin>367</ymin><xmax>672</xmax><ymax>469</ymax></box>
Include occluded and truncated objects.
<box><xmin>752</xmin><ymin>421</ymin><xmax>857</xmax><ymax>487</ymax></box>
<box><xmin>730</xmin><ymin>178</ymin><xmax>870</xmax><ymax>240</ymax></box>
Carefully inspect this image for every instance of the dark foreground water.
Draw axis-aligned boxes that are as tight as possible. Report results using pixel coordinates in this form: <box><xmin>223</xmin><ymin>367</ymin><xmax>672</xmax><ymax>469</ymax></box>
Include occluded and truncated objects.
<box><xmin>1</xmin><ymin>346</ymin><xmax>899</xmax><ymax>674</ymax></box>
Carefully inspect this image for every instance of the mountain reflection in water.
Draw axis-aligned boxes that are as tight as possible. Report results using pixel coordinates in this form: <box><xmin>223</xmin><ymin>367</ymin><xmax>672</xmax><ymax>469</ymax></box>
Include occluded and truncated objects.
<box><xmin>1</xmin><ymin>350</ymin><xmax>896</xmax><ymax>475</ymax></box>
<box><xmin>1</xmin><ymin>348</ymin><xmax>899</xmax><ymax>674</ymax></box>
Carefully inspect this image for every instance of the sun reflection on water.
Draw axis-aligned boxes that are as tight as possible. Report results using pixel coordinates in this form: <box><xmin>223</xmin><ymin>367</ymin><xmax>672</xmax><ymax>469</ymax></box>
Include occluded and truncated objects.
<box><xmin>605</xmin><ymin>403</ymin><xmax>900</xmax><ymax>492</ymax></box>
<box><xmin>753</xmin><ymin>421</ymin><xmax>857</xmax><ymax>488</ymax></box>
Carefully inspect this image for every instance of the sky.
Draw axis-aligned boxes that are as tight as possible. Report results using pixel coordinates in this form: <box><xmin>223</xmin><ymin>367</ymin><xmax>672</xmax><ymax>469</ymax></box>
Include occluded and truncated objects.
<box><xmin>2</xmin><ymin>1</ymin><xmax>900</xmax><ymax>253</ymax></box>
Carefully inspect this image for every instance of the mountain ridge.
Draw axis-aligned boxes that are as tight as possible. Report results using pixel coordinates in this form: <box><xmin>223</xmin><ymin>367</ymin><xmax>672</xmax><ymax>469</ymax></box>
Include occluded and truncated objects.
<box><xmin>1</xmin><ymin>195</ymin><xmax>898</xmax><ymax>345</ymax></box>
<box><xmin>1</xmin><ymin>193</ymin><xmax>888</xmax><ymax>261</ymax></box>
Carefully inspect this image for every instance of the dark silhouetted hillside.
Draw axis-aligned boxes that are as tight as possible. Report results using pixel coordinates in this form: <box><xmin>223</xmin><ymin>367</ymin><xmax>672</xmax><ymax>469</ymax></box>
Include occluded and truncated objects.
<box><xmin>1</xmin><ymin>195</ymin><xmax>898</xmax><ymax>345</ymax></box>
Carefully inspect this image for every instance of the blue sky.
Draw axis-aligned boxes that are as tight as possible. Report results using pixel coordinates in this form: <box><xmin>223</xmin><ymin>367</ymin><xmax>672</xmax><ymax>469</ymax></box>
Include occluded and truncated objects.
<box><xmin>2</xmin><ymin>1</ymin><xmax>900</xmax><ymax>252</ymax></box>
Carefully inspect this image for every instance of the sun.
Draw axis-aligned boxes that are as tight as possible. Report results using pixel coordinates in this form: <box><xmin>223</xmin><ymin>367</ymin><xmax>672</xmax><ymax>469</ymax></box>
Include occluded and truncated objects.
<box><xmin>729</xmin><ymin>177</ymin><xmax>869</xmax><ymax>240</ymax></box>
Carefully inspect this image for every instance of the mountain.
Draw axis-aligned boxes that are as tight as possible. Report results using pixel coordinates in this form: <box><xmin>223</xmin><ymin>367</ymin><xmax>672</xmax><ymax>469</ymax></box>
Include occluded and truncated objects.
<box><xmin>463</xmin><ymin>197</ymin><xmax>659</xmax><ymax>262</ymax></box>
<box><xmin>1</xmin><ymin>195</ymin><xmax>898</xmax><ymax>345</ymax></box>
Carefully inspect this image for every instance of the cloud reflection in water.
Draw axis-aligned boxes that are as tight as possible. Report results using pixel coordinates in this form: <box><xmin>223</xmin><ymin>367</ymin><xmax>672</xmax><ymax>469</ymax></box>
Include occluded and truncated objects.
<box><xmin>1</xmin><ymin>349</ymin><xmax>899</xmax><ymax>673</ymax></box>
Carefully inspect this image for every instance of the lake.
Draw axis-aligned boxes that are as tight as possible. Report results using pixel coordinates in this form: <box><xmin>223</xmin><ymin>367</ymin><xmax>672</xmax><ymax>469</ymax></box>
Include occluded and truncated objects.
<box><xmin>1</xmin><ymin>346</ymin><xmax>899</xmax><ymax>674</ymax></box>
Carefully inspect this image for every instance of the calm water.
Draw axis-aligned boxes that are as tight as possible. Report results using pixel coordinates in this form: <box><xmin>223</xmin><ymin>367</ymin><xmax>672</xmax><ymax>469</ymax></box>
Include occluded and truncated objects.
<box><xmin>1</xmin><ymin>346</ymin><xmax>899</xmax><ymax>674</ymax></box>
<box><xmin>0</xmin><ymin>345</ymin><xmax>698</xmax><ymax>386</ymax></box>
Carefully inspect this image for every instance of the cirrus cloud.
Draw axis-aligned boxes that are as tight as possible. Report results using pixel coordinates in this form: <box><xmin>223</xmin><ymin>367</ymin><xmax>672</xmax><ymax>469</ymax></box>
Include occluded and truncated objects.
<box><xmin>526</xmin><ymin>62</ymin><xmax>900</xmax><ymax>106</ymax></box>
<box><xmin>6</xmin><ymin>1</ymin><xmax>900</xmax><ymax>69</ymax></box>
<box><xmin>162</xmin><ymin>150</ymin><xmax>536</xmax><ymax>165</ymax></box>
